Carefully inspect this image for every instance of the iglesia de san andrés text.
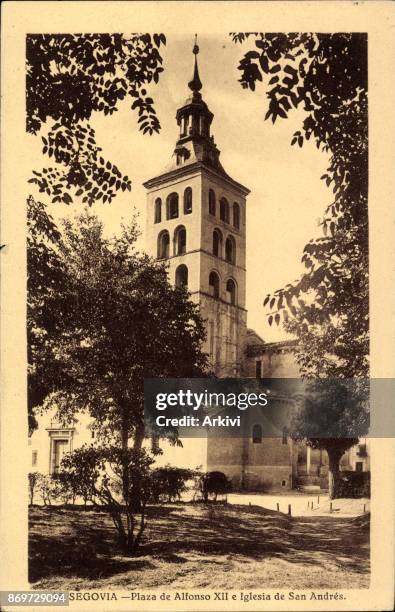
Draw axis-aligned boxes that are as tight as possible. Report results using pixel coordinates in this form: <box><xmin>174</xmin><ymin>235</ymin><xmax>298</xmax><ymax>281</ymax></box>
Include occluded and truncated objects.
<box><xmin>29</xmin><ymin>42</ymin><xmax>369</xmax><ymax>493</ymax></box>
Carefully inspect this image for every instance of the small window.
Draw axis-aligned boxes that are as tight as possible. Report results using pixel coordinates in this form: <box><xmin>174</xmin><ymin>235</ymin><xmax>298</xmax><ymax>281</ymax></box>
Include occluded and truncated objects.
<box><xmin>175</xmin><ymin>264</ymin><xmax>188</xmax><ymax>289</ymax></box>
<box><xmin>252</xmin><ymin>424</ymin><xmax>262</xmax><ymax>444</ymax></box>
<box><xmin>225</xmin><ymin>235</ymin><xmax>236</xmax><ymax>264</ymax></box>
<box><xmin>212</xmin><ymin>229</ymin><xmax>222</xmax><ymax>257</ymax></box>
<box><xmin>355</xmin><ymin>461</ymin><xmax>364</xmax><ymax>472</ymax></box>
<box><xmin>220</xmin><ymin>197</ymin><xmax>230</xmax><ymax>223</ymax></box>
<box><xmin>184</xmin><ymin>187</ymin><xmax>192</xmax><ymax>214</ymax></box>
<box><xmin>166</xmin><ymin>193</ymin><xmax>179</xmax><ymax>220</ymax></box>
<box><xmin>157</xmin><ymin>231</ymin><xmax>170</xmax><ymax>259</ymax></box>
<box><xmin>209</xmin><ymin>189</ymin><xmax>216</xmax><ymax>215</ymax></box>
<box><xmin>233</xmin><ymin>203</ymin><xmax>240</xmax><ymax>229</ymax></box>
<box><xmin>32</xmin><ymin>451</ymin><xmax>38</xmax><ymax>467</ymax></box>
<box><xmin>281</xmin><ymin>480</ymin><xmax>287</xmax><ymax>487</ymax></box>
<box><xmin>209</xmin><ymin>271</ymin><xmax>220</xmax><ymax>299</ymax></box>
<box><xmin>154</xmin><ymin>198</ymin><xmax>162</xmax><ymax>223</ymax></box>
<box><xmin>174</xmin><ymin>226</ymin><xmax>186</xmax><ymax>255</ymax></box>
<box><xmin>256</xmin><ymin>360</ymin><xmax>262</xmax><ymax>379</ymax></box>
<box><xmin>226</xmin><ymin>279</ymin><xmax>236</xmax><ymax>305</ymax></box>
<box><xmin>282</xmin><ymin>428</ymin><xmax>287</xmax><ymax>445</ymax></box>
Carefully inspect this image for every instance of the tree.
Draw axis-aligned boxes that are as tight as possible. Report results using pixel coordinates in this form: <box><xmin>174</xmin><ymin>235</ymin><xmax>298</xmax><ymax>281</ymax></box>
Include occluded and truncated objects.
<box><xmin>291</xmin><ymin>379</ymin><xmax>369</xmax><ymax>498</ymax></box>
<box><xmin>28</xmin><ymin>199</ymin><xmax>209</xmax><ymax>552</ymax></box>
<box><xmin>232</xmin><ymin>33</ymin><xmax>368</xmax><ymax>377</ymax></box>
<box><xmin>27</xmin><ymin>197</ymin><xmax>67</xmax><ymax>432</ymax></box>
<box><xmin>26</xmin><ymin>34</ymin><xmax>165</xmax><ymax>205</ymax></box>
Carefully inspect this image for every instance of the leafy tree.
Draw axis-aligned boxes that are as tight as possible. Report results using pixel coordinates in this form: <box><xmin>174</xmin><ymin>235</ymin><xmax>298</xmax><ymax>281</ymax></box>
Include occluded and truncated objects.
<box><xmin>232</xmin><ymin>33</ymin><xmax>368</xmax><ymax>377</ymax></box>
<box><xmin>28</xmin><ymin>198</ymin><xmax>208</xmax><ymax>552</ymax></box>
<box><xmin>26</xmin><ymin>34</ymin><xmax>165</xmax><ymax>205</ymax></box>
<box><xmin>291</xmin><ymin>379</ymin><xmax>369</xmax><ymax>498</ymax></box>
<box><xmin>233</xmin><ymin>34</ymin><xmax>368</xmax><ymax>489</ymax></box>
<box><xmin>27</xmin><ymin>197</ymin><xmax>67</xmax><ymax>432</ymax></box>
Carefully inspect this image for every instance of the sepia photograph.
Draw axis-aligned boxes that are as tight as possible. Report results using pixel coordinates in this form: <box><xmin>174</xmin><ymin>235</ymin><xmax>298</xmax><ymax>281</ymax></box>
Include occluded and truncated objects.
<box><xmin>1</xmin><ymin>2</ymin><xmax>395</xmax><ymax>611</ymax></box>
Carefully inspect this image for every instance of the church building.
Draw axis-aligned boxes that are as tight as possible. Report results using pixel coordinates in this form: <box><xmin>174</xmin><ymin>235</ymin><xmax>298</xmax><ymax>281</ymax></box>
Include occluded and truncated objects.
<box><xmin>142</xmin><ymin>40</ymin><xmax>368</xmax><ymax>492</ymax></box>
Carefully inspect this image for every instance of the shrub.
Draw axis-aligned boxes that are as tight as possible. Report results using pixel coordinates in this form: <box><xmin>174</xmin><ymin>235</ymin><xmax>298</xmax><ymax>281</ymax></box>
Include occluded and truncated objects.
<box><xmin>151</xmin><ymin>465</ymin><xmax>195</xmax><ymax>502</ymax></box>
<box><xmin>37</xmin><ymin>474</ymin><xmax>64</xmax><ymax>506</ymax></box>
<box><xmin>338</xmin><ymin>471</ymin><xmax>370</xmax><ymax>498</ymax></box>
<box><xmin>199</xmin><ymin>471</ymin><xmax>232</xmax><ymax>502</ymax></box>
<box><xmin>28</xmin><ymin>472</ymin><xmax>41</xmax><ymax>506</ymax></box>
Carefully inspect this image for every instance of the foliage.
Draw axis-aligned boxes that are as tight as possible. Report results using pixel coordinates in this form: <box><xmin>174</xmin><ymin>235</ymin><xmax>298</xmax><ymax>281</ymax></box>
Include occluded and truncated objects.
<box><xmin>58</xmin><ymin>445</ymin><xmax>155</xmax><ymax>553</ymax></box>
<box><xmin>57</xmin><ymin>448</ymin><xmax>100</xmax><ymax>507</ymax></box>
<box><xmin>232</xmin><ymin>33</ymin><xmax>368</xmax><ymax>377</ymax></box>
<box><xmin>337</xmin><ymin>470</ymin><xmax>370</xmax><ymax>499</ymax></box>
<box><xmin>36</xmin><ymin>473</ymin><xmax>64</xmax><ymax>506</ymax></box>
<box><xmin>28</xmin><ymin>472</ymin><xmax>41</xmax><ymax>506</ymax></box>
<box><xmin>27</xmin><ymin>197</ymin><xmax>66</xmax><ymax>431</ymax></box>
<box><xmin>151</xmin><ymin>465</ymin><xmax>195</xmax><ymax>502</ymax></box>
<box><xmin>26</xmin><ymin>34</ymin><xmax>166</xmax><ymax>204</ymax></box>
<box><xmin>27</xmin><ymin>197</ymin><xmax>208</xmax><ymax>551</ymax></box>
<box><xmin>27</xmin><ymin>197</ymin><xmax>208</xmax><ymax>445</ymax></box>
<box><xmin>199</xmin><ymin>471</ymin><xmax>232</xmax><ymax>502</ymax></box>
<box><xmin>291</xmin><ymin>379</ymin><xmax>369</xmax><ymax>498</ymax></box>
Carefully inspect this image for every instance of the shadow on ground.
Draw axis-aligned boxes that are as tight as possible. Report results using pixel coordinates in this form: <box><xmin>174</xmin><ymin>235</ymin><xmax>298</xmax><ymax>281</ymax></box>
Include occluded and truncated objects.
<box><xmin>29</xmin><ymin>503</ymin><xmax>370</xmax><ymax>588</ymax></box>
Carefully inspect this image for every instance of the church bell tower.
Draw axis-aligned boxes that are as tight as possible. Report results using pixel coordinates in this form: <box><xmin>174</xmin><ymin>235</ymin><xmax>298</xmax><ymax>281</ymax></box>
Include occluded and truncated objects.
<box><xmin>143</xmin><ymin>38</ymin><xmax>250</xmax><ymax>376</ymax></box>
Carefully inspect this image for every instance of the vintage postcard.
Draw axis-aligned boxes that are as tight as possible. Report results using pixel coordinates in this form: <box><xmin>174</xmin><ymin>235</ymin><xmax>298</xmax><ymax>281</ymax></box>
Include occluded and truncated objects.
<box><xmin>1</xmin><ymin>1</ymin><xmax>394</xmax><ymax>611</ymax></box>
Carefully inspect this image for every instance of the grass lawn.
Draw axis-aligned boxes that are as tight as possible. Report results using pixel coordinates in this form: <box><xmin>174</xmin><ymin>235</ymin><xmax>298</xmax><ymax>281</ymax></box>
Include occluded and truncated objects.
<box><xmin>29</xmin><ymin>504</ymin><xmax>370</xmax><ymax>590</ymax></box>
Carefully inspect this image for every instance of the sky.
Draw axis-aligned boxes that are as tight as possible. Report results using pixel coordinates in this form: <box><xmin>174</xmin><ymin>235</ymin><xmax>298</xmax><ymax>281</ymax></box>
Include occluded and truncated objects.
<box><xmin>28</xmin><ymin>34</ymin><xmax>332</xmax><ymax>343</ymax></box>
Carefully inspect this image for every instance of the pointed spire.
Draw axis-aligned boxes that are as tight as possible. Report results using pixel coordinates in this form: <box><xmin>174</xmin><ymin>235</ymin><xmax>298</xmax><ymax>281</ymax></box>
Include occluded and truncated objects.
<box><xmin>188</xmin><ymin>34</ymin><xmax>202</xmax><ymax>95</ymax></box>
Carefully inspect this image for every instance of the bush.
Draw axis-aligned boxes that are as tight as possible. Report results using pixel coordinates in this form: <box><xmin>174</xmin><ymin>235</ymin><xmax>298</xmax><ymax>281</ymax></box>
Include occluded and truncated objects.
<box><xmin>37</xmin><ymin>474</ymin><xmax>64</xmax><ymax>506</ymax></box>
<box><xmin>338</xmin><ymin>471</ymin><xmax>370</xmax><ymax>498</ymax></box>
<box><xmin>199</xmin><ymin>471</ymin><xmax>232</xmax><ymax>502</ymax></box>
<box><xmin>151</xmin><ymin>466</ymin><xmax>195</xmax><ymax>502</ymax></box>
<box><xmin>28</xmin><ymin>472</ymin><xmax>41</xmax><ymax>506</ymax></box>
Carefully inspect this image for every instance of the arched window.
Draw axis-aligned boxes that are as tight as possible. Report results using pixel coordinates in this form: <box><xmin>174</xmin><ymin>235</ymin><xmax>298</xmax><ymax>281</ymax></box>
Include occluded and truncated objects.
<box><xmin>233</xmin><ymin>203</ymin><xmax>240</xmax><ymax>229</ymax></box>
<box><xmin>226</xmin><ymin>279</ymin><xmax>236</xmax><ymax>305</ymax></box>
<box><xmin>252</xmin><ymin>424</ymin><xmax>262</xmax><ymax>444</ymax></box>
<box><xmin>174</xmin><ymin>225</ymin><xmax>186</xmax><ymax>256</ymax></box>
<box><xmin>209</xmin><ymin>271</ymin><xmax>220</xmax><ymax>299</ymax></box>
<box><xmin>184</xmin><ymin>187</ymin><xmax>192</xmax><ymax>214</ymax></box>
<box><xmin>220</xmin><ymin>197</ymin><xmax>230</xmax><ymax>223</ymax></box>
<box><xmin>225</xmin><ymin>235</ymin><xmax>236</xmax><ymax>264</ymax></box>
<box><xmin>212</xmin><ymin>229</ymin><xmax>222</xmax><ymax>257</ymax></box>
<box><xmin>209</xmin><ymin>189</ymin><xmax>216</xmax><ymax>215</ymax></box>
<box><xmin>175</xmin><ymin>264</ymin><xmax>188</xmax><ymax>289</ymax></box>
<box><xmin>157</xmin><ymin>230</ymin><xmax>170</xmax><ymax>259</ymax></box>
<box><xmin>154</xmin><ymin>198</ymin><xmax>162</xmax><ymax>224</ymax></box>
<box><xmin>166</xmin><ymin>192</ymin><xmax>179</xmax><ymax>220</ymax></box>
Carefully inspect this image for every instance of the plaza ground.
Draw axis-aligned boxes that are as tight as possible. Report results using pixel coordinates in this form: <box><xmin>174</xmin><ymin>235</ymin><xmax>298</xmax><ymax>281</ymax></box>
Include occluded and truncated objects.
<box><xmin>227</xmin><ymin>493</ymin><xmax>370</xmax><ymax>517</ymax></box>
<box><xmin>29</xmin><ymin>501</ymin><xmax>370</xmax><ymax>591</ymax></box>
